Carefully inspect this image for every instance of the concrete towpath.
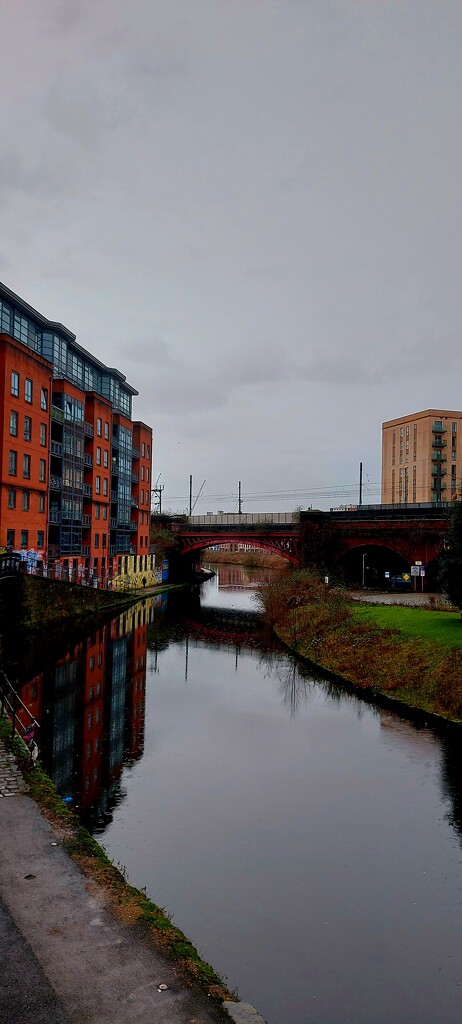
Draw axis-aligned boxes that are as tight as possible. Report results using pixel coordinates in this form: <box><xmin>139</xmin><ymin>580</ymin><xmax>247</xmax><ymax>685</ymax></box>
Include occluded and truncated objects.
<box><xmin>0</xmin><ymin>737</ymin><xmax>265</xmax><ymax>1024</ymax></box>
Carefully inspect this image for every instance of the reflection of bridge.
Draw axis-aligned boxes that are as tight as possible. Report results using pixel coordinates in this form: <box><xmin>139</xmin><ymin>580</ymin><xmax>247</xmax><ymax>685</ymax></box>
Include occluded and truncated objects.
<box><xmin>172</xmin><ymin>513</ymin><xmax>301</xmax><ymax>564</ymax></box>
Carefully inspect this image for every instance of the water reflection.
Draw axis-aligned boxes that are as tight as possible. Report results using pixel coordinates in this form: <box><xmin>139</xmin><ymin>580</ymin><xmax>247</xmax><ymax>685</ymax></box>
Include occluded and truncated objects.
<box><xmin>3</xmin><ymin>572</ymin><xmax>462</xmax><ymax>1023</ymax></box>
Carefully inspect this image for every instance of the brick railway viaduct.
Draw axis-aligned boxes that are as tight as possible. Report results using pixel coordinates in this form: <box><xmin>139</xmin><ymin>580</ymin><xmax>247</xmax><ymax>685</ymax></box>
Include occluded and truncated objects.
<box><xmin>155</xmin><ymin>505</ymin><xmax>451</xmax><ymax>589</ymax></box>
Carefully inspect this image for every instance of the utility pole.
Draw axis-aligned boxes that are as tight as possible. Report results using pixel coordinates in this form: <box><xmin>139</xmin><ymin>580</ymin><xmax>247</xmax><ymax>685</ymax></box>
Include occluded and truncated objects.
<box><xmin>359</xmin><ymin>462</ymin><xmax>363</xmax><ymax>507</ymax></box>
<box><xmin>151</xmin><ymin>484</ymin><xmax>164</xmax><ymax>514</ymax></box>
<box><xmin>189</xmin><ymin>474</ymin><xmax>193</xmax><ymax>516</ymax></box>
<box><xmin>238</xmin><ymin>480</ymin><xmax>242</xmax><ymax>514</ymax></box>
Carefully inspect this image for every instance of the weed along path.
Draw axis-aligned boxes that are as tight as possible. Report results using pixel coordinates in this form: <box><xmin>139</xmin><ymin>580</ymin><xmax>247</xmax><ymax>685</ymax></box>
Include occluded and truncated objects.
<box><xmin>4</xmin><ymin>573</ymin><xmax>462</xmax><ymax>1024</ymax></box>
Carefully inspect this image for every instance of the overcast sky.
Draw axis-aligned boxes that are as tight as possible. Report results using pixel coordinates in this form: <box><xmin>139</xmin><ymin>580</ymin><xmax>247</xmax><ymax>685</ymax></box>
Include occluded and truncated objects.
<box><xmin>2</xmin><ymin>0</ymin><xmax>462</xmax><ymax>512</ymax></box>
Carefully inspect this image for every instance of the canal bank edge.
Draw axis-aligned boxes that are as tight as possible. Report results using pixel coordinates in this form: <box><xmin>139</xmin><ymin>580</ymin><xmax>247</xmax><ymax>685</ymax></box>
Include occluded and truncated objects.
<box><xmin>269</xmin><ymin>589</ymin><xmax>462</xmax><ymax>727</ymax></box>
<box><xmin>0</xmin><ymin>717</ymin><xmax>268</xmax><ymax>1024</ymax></box>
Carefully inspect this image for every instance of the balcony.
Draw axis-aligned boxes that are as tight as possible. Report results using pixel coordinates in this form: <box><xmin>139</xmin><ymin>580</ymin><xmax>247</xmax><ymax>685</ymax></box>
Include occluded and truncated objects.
<box><xmin>84</xmin><ymin>453</ymin><xmax>93</xmax><ymax>467</ymax></box>
<box><xmin>131</xmin><ymin>471</ymin><xmax>139</xmax><ymax>483</ymax></box>
<box><xmin>111</xmin><ymin>463</ymin><xmax>118</xmax><ymax>476</ymax></box>
<box><xmin>131</xmin><ymin>497</ymin><xmax>138</xmax><ymax>508</ymax></box>
<box><xmin>82</xmin><ymin>514</ymin><xmax>91</xmax><ymax>527</ymax></box>
<box><xmin>431</xmin><ymin>481</ymin><xmax>447</xmax><ymax>491</ymax></box>
<box><xmin>49</xmin><ymin>510</ymin><xmax>61</xmax><ymax>524</ymax></box>
<box><xmin>50</xmin><ymin>475</ymin><xmax>62</xmax><ymax>490</ymax></box>
<box><xmin>83</xmin><ymin>484</ymin><xmax>92</xmax><ymax>497</ymax></box>
<box><xmin>111</xmin><ymin>434</ymin><xmax>119</xmax><ymax>449</ymax></box>
<box><xmin>132</xmin><ymin>446</ymin><xmax>140</xmax><ymax>460</ymax></box>
<box><xmin>432</xmin><ymin>438</ymin><xmax>447</xmax><ymax>448</ymax></box>
<box><xmin>51</xmin><ymin>406</ymin><xmax>64</xmax><ymax>424</ymax></box>
<box><xmin>61</xmin><ymin>509</ymin><xmax>83</xmax><ymax>522</ymax></box>
<box><xmin>50</xmin><ymin>441</ymin><xmax>62</xmax><ymax>457</ymax></box>
<box><xmin>111</xmin><ymin>490</ymin><xmax>118</xmax><ymax>503</ymax></box>
<box><xmin>84</xmin><ymin>421</ymin><xmax>94</xmax><ymax>437</ymax></box>
<box><xmin>431</xmin><ymin>467</ymin><xmax>447</xmax><ymax>476</ymax></box>
<box><xmin>130</xmin><ymin>521</ymin><xmax>138</xmax><ymax>532</ymax></box>
<box><xmin>109</xmin><ymin>545</ymin><xmax>116</xmax><ymax>556</ymax></box>
<box><xmin>432</xmin><ymin>423</ymin><xmax>447</xmax><ymax>433</ymax></box>
<box><xmin>82</xmin><ymin>546</ymin><xmax>90</xmax><ymax>557</ymax></box>
<box><xmin>431</xmin><ymin>453</ymin><xmax>447</xmax><ymax>462</ymax></box>
<box><xmin>110</xmin><ymin>518</ymin><xmax>117</xmax><ymax>529</ymax></box>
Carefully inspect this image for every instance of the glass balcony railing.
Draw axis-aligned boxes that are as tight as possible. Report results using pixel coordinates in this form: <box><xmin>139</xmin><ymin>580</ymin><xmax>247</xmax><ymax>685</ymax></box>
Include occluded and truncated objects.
<box><xmin>432</xmin><ymin>423</ymin><xmax>447</xmax><ymax>433</ymax></box>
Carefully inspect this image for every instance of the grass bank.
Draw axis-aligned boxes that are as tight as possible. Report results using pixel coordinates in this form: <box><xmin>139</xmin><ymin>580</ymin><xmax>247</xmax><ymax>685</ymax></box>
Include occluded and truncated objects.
<box><xmin>0</xmin><ymin>714</ymin><xmax>234</xmax><ymax>1006</ymax></box>
<box><xmin>260</xmin><ymin>571</ymin><xmax>462</xmax><ymax>723</ymax></box>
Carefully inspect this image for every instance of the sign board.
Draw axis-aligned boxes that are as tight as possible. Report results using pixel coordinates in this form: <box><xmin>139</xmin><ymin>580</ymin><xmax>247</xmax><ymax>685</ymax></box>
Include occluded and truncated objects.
<box><xmin>420</xmin><ymin>567</ymin><xmax>426</xmax><ymax>576</ymax></box>
<box><xmin>384</xmin><ymin>572</ymin><xmax>390</xmax><ymax>578</ymax></box>
<box><xmin>402</xmin><ymin>573</ymin><xmax>411</xmax><ymax>581</ymax></box>
<box><xmin>324</xmin><ymin>576</ymin><xmax>329</xmax><ymax>585</ymax></box>
<box><xmin>415</xmin><ymin>560</ymin><xmax>422</xmax><ymax>566</ymax></box>
<box><xmin>411</xmin><ymin>566</ymin><xmax>420</xmax><ymax>576</ymax></box>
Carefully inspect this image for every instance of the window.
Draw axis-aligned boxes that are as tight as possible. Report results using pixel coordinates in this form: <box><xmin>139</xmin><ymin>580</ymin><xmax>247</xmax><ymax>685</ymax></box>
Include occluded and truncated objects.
<box><xmin>39</xmin><ymin>459</ymin><xmax>46</xmax><ymax>483</ymax></box>
<box><xmin>22</xmin><ymin>491</ymin><xmax>30</xmax><ymax>511</ymax></box>
<box><xmin>94</xmin><ymin>533</ymin><xmax>99</xmax><ymax>548</ymax></box>
<box><xmin>95</xmin><ymin>476</ymin><xmax>101</xmax><ymax>495</ymax></box>
<box><xmin>141</xmin><ymin>489</ymin><xmax>144</xmax><ymax>504</ymax></box>
<box><xmin>140</xmin><ymin>535</ymin><xmax>143</xmax><ymax>547</ymax></box>
<box><xmin>103</xmin><ymin>450</ymin><xmax>108</xmax><ymax>468</ymax></box>
<box><xmin>39</xmin><ymin>494</ymin><xmax>45</xmax><ymax>512</ymax></box>
<box><xmin>20</xmin><ymin>530</ymin><xmax>28</xmax><ymax>548</ymax></box>
<box><xmin>95</xmin><ymin>504</ymin><xmax>100</xmax><ymax>519</ymax></box>
<box><xmin>25</xmin><ymin>379</ymin><xmax>33</xmax><ymax>403</ymax></box>
<box><xmin>9</xmin><ymin>450</ymin><xmax>17</xmax><ymax>476</ymax></box>
<box><xmin>146</xmin><ymin>468</ymin><xmax>149</xmax><ymax>482</ymax></box>
<box><xmin>147</xmin><ymin>444</ymin><xmax>150</xmax><ymax>458</ymax></box>
<box><xmin>141</xmin><ymin>466</ymin><xmax>145</xmax><ymax>480</ymax></box>
<box><xmin>141</xmin><ymin>442</ymin><xmax>145</xmax><ymax>456</ymax></box>
<box><xmin>24</xmin><ymin>416</ymin><xmax>32</xmax><ymax>442</ymax></box>
<box><xmin>9</xmin><ymin>411</ymin><xmax>18</xmax><ymax>436</ymax></box>
<box><xmin>102</xmin><ymin>505</ymin><xmax>107</xmax><ymax>520</ymax></box>
<box><xmin>41</xmin><ymin>387</ymin><xmax>48</xmax><ymax>411</ymax></box>
<box><xmin>103</xmin><ymin>478</ymin><xmax>108</xmax><ymax>496</ymax></box>
<box><xmin>7</xmin><ymin>529</ymin><xmax>15</xmax><ymax>548</ymax></box>
<box><xmin>40</xmin><ymin>423</ymin><xmax>47</xmax><ymax>447</ymax></box>
<box><xmin>104</xmin><ymin>421</ymin><xmax>109</xmax><ymax>439</ymax></box>
<box><xmin>8</xmin><ymin>489</ymin><xmax>16</xmax><ymax>509</ymax></box>
<box><xmin>23</xmin><ymin>454</ymin><xmax>31</xmax><ymax>479</ymax></box>
<box><xmin>102</xmin><ymin>534</ymin><xmax>106</xmax><ymax>548</ymax></box>
<box><xmin>96</xmin><ymin>447</ymin><xmax>101</xmax><ymax>465</ymax></box>
<box><xmin>11</xmin><ymin>371</ymin><xmax>19</xmax><ymax>397</ymax></box>
<box><xmin>97</xmin><ymin>417</ymin><xmax>102</xmax><ymax>436</ymax></box>
<box><xmin>453</xmin><ymin>422</ymin><xmax>457</xmax><ymax>433</ymax></box>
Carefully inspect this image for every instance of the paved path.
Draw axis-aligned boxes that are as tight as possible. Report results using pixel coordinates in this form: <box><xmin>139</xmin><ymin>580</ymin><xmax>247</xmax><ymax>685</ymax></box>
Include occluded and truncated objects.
<box><xmin>0</xmin><ymin>735</ymin><xmax>266</xmax><ymax>1024</ymax></box>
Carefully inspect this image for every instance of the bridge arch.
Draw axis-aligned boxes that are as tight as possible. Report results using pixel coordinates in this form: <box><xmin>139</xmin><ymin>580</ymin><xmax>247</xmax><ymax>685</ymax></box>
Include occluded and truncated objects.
<box><xmin>175</xmin><ymin>534</ymin><xmax>300</xmax><ymax>565</ymax></box>
<box><xmin>335</xmin><ymin>542</ymin><xmax>411</xmax><ymax>589</ymax></box>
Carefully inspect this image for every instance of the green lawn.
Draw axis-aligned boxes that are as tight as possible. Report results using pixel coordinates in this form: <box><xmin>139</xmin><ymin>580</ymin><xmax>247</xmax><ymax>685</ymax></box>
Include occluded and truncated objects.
<box><xmin>353</xmin><ymin>603</ymin><xmax>462</xmax><ymax>648</ymax></box>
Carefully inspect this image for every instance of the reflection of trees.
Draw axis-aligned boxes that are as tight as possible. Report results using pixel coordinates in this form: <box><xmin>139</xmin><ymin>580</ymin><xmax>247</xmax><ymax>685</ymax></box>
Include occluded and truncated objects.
<box><xmin>438</xmin><ymin>736</ymin><xmax>462</xmax><ymax>846</ymax></box>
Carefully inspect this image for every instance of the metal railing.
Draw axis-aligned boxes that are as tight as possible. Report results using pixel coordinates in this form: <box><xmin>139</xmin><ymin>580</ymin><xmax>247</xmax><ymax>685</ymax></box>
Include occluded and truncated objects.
<box><xmin>0</xmin><ymin>669</ymin><xmax>40</xmax><ymax>744</ymax></box>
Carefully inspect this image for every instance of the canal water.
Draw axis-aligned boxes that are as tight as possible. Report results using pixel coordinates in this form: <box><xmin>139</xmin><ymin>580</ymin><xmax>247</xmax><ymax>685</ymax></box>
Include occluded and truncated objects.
<box><xmin>8</xmin><ymin>565</ymin><xmax>462</xmax><ymax>1024</ymax></box>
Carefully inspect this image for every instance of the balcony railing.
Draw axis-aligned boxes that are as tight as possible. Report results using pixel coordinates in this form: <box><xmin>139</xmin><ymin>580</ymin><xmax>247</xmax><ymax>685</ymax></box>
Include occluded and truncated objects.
<box><xmin>50</xmin><ymin>475</ymin><xmax>62</xmax><ymax>490</ymax></box>
<box><xmin>131</xmin><ymin>497</ymin><xmax>138</xmax><ymax>507</ymax></box>
<box><xmin>111</xmin><ymin>490</ymin><xmax>118</xmax><ymax>503</ymax></box>
<box><xmin>431</xmin><ymin>481</ymin><xmax>447</xmax><ymax>491</ymax></box>
<box><xmin>83</xmin><ymin>484</ymin><xmax>92</xmax><ymax>497</ymax></box>
<box><xmin>432</xmin><ymin>423</ymin><xmax>447</xmax><ymax>433</ymax></box>
<box><xmin>83</xmin><ymin>421</ymin><xmax>94</xmax><ymax>437</ymax></box>
<box><xmin>84</xmin><ymin>453</ymin><xmax>93</xmax><ymax>467</ymax></box>
<box><xmin>82</xmin><ymin>546</ymin><xmax>90</xmax><ymax>557</ymax></box>
<box><xmin>111</xmin><ymin>434</ymin><xmax>119</xmax><ymax>449</ymax></box>
<box><xmin>431</xmin><ymin>453</ymin><xmax>447</xmax><ymax>462</ymax></box>
<box><xmin>50</xmin><ymin>441</ymin><xmax>62</xmax><ymax>456</ymax></box>
<box><xmin>110</xmin><ymin>518</ymin><xmax>117</xmax><ymax>529</ymax></box>
<box><xmin>431</xmin><ymin>467</ymin><xmax>447</xmax><ymax>476</ymax></box>
<box><xmin>51</xmin><ymin>406</ymin><xmax>64</xmax><ymax>424</ymax></box>
<box><xmin>130</xmin><ymin>521</ymin><xmax>138</xmax><ymax>532</ymax></box>
<box><xmin>49</xmin><ymin>510</ymin><xmax>61</xmax><ymax>524</ymax></box>
<box><xmin>109</xmin><ymin>545</ymin><xmax>116</xmax><ymax>556</ymax></box>
<box><xmin>132</xmin><ymin>446</ymin><xmax>140</xmax><ymax>460</ymax></box>
<box><xmin>432</xmin><ymin>438</ymin><xmax>447</xmax><ymax>448</ymax></box>
<box><xmin>131</xmin><ymin>472</ymin><xmax>139</xmax><ymax>483</ymax></box>
<box><xmin>82</xmin><ymin>514</ymin><xmax>91</xmax><ymax>527</ymax></box>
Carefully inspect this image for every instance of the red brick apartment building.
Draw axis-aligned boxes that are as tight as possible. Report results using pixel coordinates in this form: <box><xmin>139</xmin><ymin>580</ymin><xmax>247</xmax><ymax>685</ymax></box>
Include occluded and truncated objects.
<box><xmin>0</xmin><ymin>282</ymin><xmax>154</xmax><ymax>584</ymax></box>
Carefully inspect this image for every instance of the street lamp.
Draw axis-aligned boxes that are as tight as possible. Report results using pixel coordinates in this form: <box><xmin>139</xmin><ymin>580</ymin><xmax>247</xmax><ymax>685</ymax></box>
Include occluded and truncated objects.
<box><xmin>362</xmin><ymin>552</ymin><xmax>367</xmax><ymax>588</ymax></box>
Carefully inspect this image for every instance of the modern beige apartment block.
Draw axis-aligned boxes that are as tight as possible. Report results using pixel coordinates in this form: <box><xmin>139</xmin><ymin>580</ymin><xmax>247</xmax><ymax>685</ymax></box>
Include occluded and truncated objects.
<box><xmin>381</xmin><ymin>409</ymin><xmax>462</xmax><ymax>505</ymax></box>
